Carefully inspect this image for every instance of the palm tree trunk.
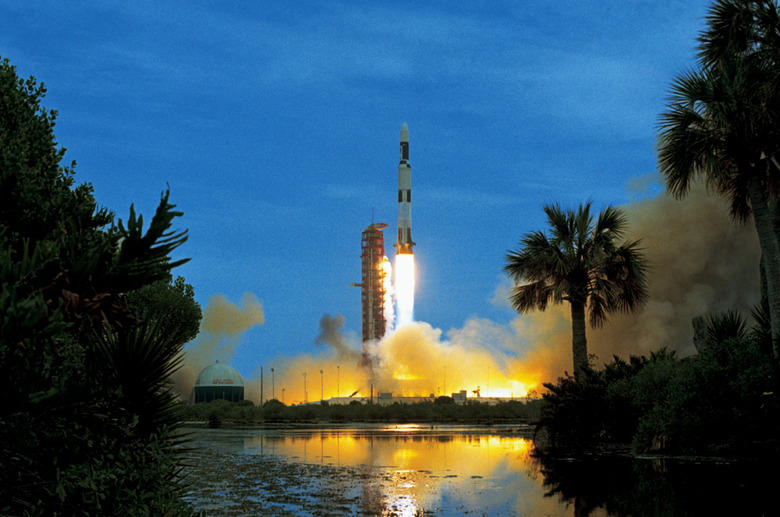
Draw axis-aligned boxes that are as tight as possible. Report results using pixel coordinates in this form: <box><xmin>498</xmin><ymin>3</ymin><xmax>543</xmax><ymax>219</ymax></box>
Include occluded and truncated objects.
<box><xmin>748</xmin><ymin>177</ymin><xmax>780</xmax><ymax>358</ymax></box>
<box><xmin>570</xmin><ymin>299</ymin><xmax>588</xmax><ymax>379</ymax></box>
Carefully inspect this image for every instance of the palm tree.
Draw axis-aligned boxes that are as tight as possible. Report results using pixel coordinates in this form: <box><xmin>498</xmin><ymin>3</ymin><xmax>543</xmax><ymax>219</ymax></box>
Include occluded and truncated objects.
<box><xmin>657</xmin><ymin>0</ymin><xmax>780</xmax><ymax>357</ymax></box>
<box><xmin>504</xmin><ymin>203</ymin><xmax>648</xmax><ymax>379</ymax></box>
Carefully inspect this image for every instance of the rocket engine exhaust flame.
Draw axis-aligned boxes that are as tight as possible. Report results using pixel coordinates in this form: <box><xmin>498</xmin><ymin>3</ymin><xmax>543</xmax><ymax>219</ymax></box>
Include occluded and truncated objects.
<box><xmin>395</xmin><ymin>254</ymin><xmax>415</xmax><ymax>328</ymax></box>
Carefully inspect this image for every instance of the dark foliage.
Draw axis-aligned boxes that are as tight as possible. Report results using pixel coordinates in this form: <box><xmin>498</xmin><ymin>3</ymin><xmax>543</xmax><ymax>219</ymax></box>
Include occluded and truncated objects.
<box><xmin>537</xmin><ymin>330</ymin><xmax>779</xmax><ymax>456</ymax></box>
<box><xmin>179</xmin><ymin>398</ymin><xmax>543</xmax><ymax>425</ymax></box>
<box><xmin>635</xmin><ymin>337</ymin><xmax>778</xmax><ymax>455</ymax></box>
<box><xmin>125</xmin><ymin>275</ymin><xmax>202</xmax><ymax>347</ymax></box>
<box><xmin>0</xmin><ymin>56</ymin><xmax>196</xmax><ymax>514</ymax></box>
<box><xmin>536</xmin><ymin>453</ymin><xmax>779</xmax><ymax>517</ymax></box>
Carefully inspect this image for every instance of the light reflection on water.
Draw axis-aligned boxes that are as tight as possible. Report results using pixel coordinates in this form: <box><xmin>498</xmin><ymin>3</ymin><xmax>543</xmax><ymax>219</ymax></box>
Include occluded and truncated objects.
<box><xmin>187</xmin><ymin>424</ymin><xmax>568</xmax><ymax>516</ymax></box>
<box><xmin>184</xmin><ymin>425</ymin><xmax>777</xmax><ymax>516</ymax></box>
<box><xmin>245</xmin><ymin>425</ymin><xmax>533</xmax><ymax>472</ymax></box>
<box><xmin>251</xmin><ymin>426</ymin><xmax>535</xmax><ymax>513</ymax></box>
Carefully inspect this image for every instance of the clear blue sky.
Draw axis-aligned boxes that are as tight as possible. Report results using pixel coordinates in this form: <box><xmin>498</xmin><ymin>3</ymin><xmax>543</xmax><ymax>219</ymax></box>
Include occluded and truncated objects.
<box><xmin>1</xmin><ymin>1</ymin><xmax>712</xmax><ymax>381</ymax></box>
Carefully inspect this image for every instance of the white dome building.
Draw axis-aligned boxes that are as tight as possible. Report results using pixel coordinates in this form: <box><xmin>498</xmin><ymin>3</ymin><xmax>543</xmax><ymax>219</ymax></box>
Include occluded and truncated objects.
<box><xmin>193</xmin><ymin>361</ymin><xmax>244</xmax><ymax>403</ymax></box>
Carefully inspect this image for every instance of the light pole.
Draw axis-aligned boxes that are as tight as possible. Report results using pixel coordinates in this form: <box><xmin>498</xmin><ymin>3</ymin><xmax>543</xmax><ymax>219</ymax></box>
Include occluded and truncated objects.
<box><xmin>320</xmin><ymin>369</ymin><xmax>324</xmax><ymax>403</ymax></box>
<box><xmin>282</xmin><ymin>388</ymin><xmax>285</xmax><ymax>404</ymax></box>
<box><xmin>271</xmin><ymin>368</ymin><xmax>275</xmax><ymax>400</ymax></box>
<box><xmin>337</xmin><ymin>365</ymin><xmax>340</xmax><ymax>398</ymax></box>
<box><xmin>303</xmin><ymin>372</ymin><xmax>307</xmax><ymax>403</ymax></box>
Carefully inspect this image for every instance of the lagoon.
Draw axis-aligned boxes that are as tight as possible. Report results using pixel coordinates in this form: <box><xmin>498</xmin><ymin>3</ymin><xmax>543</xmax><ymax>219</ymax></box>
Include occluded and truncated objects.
<box><xmin>182</xmin><ymin>424</ymin><xmax>775</xmax><ymax>516</ymax></box>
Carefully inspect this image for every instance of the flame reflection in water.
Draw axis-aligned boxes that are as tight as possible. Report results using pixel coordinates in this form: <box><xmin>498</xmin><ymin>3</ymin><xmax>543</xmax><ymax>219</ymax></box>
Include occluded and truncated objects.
<box><xmin>241</xmin><ymin>425</ymin><xmax>545</xmax><ymax>515</ymax></box>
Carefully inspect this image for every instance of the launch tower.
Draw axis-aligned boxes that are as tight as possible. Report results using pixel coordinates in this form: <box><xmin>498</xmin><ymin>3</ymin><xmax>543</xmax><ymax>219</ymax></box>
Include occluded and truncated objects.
<box><xmin>355</xmin><ymin>223</ymin><xmax>388</xmax><ymax>343</ymax></box>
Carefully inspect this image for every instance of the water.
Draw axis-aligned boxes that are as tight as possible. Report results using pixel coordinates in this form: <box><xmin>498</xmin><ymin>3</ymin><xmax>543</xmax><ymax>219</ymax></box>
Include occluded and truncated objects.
<box><xmin>182</xmin><ymin>424</ymin><xmax>776</xmax><ymax>516</ymax></box>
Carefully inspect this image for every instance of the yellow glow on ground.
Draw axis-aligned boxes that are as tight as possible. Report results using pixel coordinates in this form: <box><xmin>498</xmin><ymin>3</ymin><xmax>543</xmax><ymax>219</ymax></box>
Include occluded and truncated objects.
<box><xmin>483</xmin><ymin>381</ymin><xmax>531</xmax><ymax>398</ymax></box>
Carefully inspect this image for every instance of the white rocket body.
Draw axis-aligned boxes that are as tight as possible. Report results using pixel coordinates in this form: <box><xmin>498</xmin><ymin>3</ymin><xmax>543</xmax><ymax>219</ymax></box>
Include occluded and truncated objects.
<box><xmin>395</xmin><ymin>123</ymin><xmax>414</xmax><ymax>254</ymax></box>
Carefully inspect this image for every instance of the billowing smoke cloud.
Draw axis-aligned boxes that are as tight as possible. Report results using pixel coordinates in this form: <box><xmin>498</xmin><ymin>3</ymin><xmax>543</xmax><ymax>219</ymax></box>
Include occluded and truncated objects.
<box><xmin>172</xmin><ymin>293</ymin><xmax>265</xmax><ymax>399</ymax></box>
<box><xmin>595</xmin><ymin>184</ymin><xmax>759</xmax><ymax>358</ymax></box>
<box><xmin>176</xmin><ymin>181</ymin><xmax>762</xmax><ymax>403</ymax></box>
<box><xmin>307</xmin><ymin>182</ymin><xmax>760</xmax><ymax>397</ymax></box>
<box><xmin>315</xmin><ymin>314</ymin><xmax>359</xmax><ymax>361</ymax></box>
<box><xmin>371</xmin><ymin>321</ymin><xmax>540</xmax><ymax>397</ymax></box>
<box><xmin>497</xmin><ymin>182</ymin><xmax>761</xmax><ymax>379</ymax></box>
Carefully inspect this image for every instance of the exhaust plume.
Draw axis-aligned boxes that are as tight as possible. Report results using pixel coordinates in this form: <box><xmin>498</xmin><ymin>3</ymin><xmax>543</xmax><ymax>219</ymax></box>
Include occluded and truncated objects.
<box><xmin>172</xmin><ymin>292</ymin><xmax>265</xmax><ymax>399</ymax></box>
<box><xmin>500</xmin><ymin>182</ymin><xmax>761</xmax><ymax>380</ymax></box>
<box><xmin>395</xmin><ymin>254</ymin><xmax>415</xmax><ymax>327</ymax></box>
<box><xmin>593</xmin><ymin>183</ymin><xmax>759</xmax><ymax>359</ymax></box>
<box><xmin>315</xmin><ymin>314</ymin><xmax>359</xmax><ymax>361</ymax></box>
<box><xmin>177</xmin><ymin>181</ymin><xmax>761</xmax><ymax>404</ymax></box>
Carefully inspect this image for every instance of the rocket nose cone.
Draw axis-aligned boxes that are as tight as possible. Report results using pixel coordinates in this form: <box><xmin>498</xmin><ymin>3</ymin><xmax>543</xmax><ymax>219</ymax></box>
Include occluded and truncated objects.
<box><xmin>400</xmin><ymin>123</ymin><xmax>409</xmax><ymax>142</ymax></box>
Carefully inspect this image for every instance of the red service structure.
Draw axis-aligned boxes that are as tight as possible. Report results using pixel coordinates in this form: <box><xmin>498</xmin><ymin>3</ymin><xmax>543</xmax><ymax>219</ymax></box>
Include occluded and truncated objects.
<box><xmin>352</xmin><ymin>223</ymin><xmax>389</xmax><ymax>365</ymax></box>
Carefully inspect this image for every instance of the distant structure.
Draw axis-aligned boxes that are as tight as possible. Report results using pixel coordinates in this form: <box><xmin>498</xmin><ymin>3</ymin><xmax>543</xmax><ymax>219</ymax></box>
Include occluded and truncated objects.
<box><xmin>351</xmin><ymin>223</ymin><xmax>389</xmax><ymax>365</ymax></box>
<box><xmin>193</xmin><ymin>361</ymin><xmax>244</xmax><ymax>403</ymax></box>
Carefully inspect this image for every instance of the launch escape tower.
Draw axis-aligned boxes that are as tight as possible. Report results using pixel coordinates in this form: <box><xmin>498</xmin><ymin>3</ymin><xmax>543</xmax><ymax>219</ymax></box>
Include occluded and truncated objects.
<box><xmin>355</xmin><ymin>223</ymin><xmax>388</xmax><ymax>344</ymax></box>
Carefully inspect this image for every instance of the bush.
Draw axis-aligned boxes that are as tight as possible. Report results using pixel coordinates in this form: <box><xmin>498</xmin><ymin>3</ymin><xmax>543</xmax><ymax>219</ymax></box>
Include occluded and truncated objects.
<box><xmin>177</xmin><ymin>397</ymin><xmax>542</xmax><ymax>425</ymax></box>
<box><xmin>635</xmin><ymin>338</ymin><xmax>778</xmax><ymax>455</ymax></box>
<box><xmin>536</xmin><ymin>339</ymin><xmax>779</xmax><ymax>457</ymax></box>
<box><xmin>538</xmin><ymin>369</ymin><xmax>609</xmax><ymax>450</ymax></box>
<box><xmin>0</xmin><ymin>56</ymin><xmax>194</xmax><ymax>514</ymax></box>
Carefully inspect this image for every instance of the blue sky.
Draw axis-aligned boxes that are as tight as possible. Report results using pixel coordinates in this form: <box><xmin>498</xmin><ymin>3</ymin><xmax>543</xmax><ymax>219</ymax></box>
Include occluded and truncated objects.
<box><xmin>1</xmin><ymin>1</ymin><xmax>713</xmax><ymax>382</ymax></box>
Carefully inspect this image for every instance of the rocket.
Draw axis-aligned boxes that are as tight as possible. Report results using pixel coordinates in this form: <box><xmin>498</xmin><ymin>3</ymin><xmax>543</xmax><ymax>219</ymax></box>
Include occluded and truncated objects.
<box><xmin>395</xmin><ymin>123</ymin><xmax>415</xmax><ymax>254</ymax></box>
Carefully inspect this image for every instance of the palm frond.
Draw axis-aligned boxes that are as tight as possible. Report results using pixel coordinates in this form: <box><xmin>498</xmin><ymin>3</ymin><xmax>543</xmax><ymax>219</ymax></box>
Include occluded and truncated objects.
<box><xmin>92</xmin><ymin>318</ymin><xmax>186</xmax><ymax>437</ymax></box>
<box><xmin>699</xmin><ymin>0</ymin><xmax>758</xmax><ymax>66</ymax></box>
<box><xmin>605</xmin><ymin>239</ymin><xmax>650</xmax><ymax>313</ymax></box>
<box><xmin>666</xmin><ymin>68</ymin><xmax>712</xmax><ymax>107</ymax></box>
<box><xmin>506</xmin><ymin>203</ymin><xmax>648</xmax><ymax>324</ymax></box>
<box><xmin>114</xmin><ymin>190</ymin><xmax>190</xmax><ymax>292</ymax></box>
<box><xmin>659</xmin><ymin>0</ymin><xmax>780</xmax><ymax>219</ymax></box>
<box><xmin>587</xmin><ymin>277</ymin><xmax>614</xmax><ymax>328</ymax></box>
<box><xmin>593</xmin><ymin>205</ymin><xmax>627</xmax><ymax>242</ymax></box>
<box><xmin>509</xmin><ymin>279</ymin><xmax>558</xmax><ymax>314</ymax></box>
<box><xmin>705</xmin><ymin>309</ymin><xmax>748</xmax><ymax>343</ymax></box>
<box><xmin>509</xmin><ymin>227</ymin><xmax>578</xmax><ymax>282</ymax></box>
<box><xmin>573</xmin><ymin>202</ymin><xmax>593</xmax><ymax>258</ymax></box>
<box><xmin>544</xmin><ymin>203</ymin><xmax>573</xmax><ymax>245</ymax></box>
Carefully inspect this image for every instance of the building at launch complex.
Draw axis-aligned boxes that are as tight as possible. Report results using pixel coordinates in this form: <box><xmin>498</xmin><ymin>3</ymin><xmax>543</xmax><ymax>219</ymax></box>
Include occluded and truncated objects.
<box><xmin>193</xmin><ymin>361</ymin><xmax>245</xmax><ymax>403</ymax></box>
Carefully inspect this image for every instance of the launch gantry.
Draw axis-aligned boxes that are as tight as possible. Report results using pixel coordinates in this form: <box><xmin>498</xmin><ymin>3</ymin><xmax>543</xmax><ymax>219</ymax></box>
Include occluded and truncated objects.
<box><xmin>353</xmin><ymin>223</ymin><xmax>388</xmax><ymax>345</ymax></box>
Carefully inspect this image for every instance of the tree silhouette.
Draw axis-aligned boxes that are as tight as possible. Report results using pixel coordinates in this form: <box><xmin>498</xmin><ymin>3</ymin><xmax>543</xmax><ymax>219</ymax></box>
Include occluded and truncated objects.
<box><xmin>505</xmin><ymin>203</ymin><xmax>648</xmax><ymax>379</ymax></box>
